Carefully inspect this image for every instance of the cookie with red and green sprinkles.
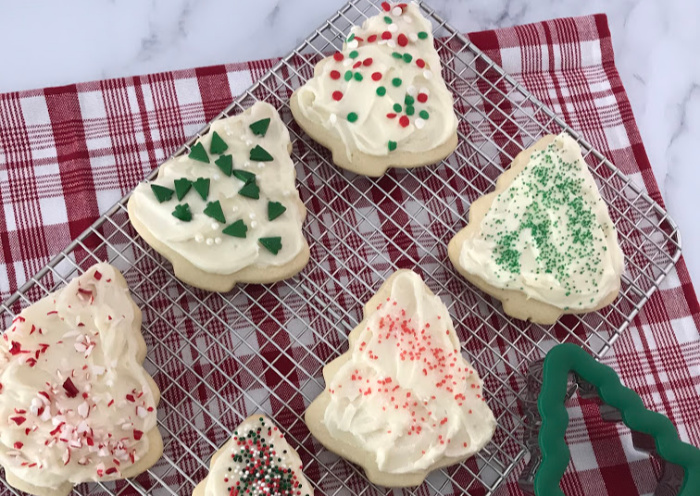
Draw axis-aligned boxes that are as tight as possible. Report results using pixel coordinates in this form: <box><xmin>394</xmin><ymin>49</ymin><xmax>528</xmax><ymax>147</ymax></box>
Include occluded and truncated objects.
<box><xmin>192</xmin><ymin>415</ymin><xmax>314</xmax><ymax>496</ymax></box>
<box><xmin>127</xmin><ymin>101</ymin><xmax>310</xmax><ymax>292</ymax></box>
<box><xmin>291</xmin><ymin>2</ymin><xmax>458</xmax><ymax>177</ymax></box>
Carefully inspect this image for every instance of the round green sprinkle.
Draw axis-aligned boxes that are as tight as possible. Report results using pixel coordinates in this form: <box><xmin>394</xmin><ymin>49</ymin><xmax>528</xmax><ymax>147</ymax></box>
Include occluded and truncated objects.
<box><xmin>388</xmin><ymin>140</ymin><xmax>397</xmax><ymax>151</ymax></box>
<box><xmin>404</xmin><ymin>95</ymin><xmax>415</xmax><ymax>105</ymax></box>
<box><xmin>392</xmin><ymin>77</ymin><xmax>402</xmax><ymax>87</ymax></box>
<box><xmin>393</xmin><ymin>103</ymin><xmax>402</xmax><ymax>113</ymax></box>
<box><xmin>347</xmin><ymin>33</ymin><xmax>355</xmax><ymax>42</ymax></box>
<box><xmin>347</xmin><ymin>112</ymin><xmax>358</xmax><ymax>122</ymax></box>
<box><xmin>418</xmin><ymin>31</ymin><xmax>429</xmax><ymax>39</ymax></box>
<box><xmin>419</xmin><ymin>110</ymin><xmax>430</xmax><ymax>119</ymax></box>
<box><xmin>354</xmin><ymin>72</ymin><xmax>363</xmax><ymax>82</ymax></box>
<box><xmin>403</xmin><ymin>53</ymin><xmax>413</xmax><ymax>63</ymax></box>
<box><xmin>344</xmin><ymin>70</ymin><xmax>353</xmax><ymax>81</ymax></box>
<box><xmin>376</xmin><ymin>86</ymin><xmax>387</xmax><ymax>96</ymax></box>
<box><xmin>392</xmin><ymin>52</ymin><xmax>403</xmax><ymax>59</ymax></box>
<box><xmin>406</xmin><ymin>105</ymin><xmax>415</xmax><ymax>116</ymax></box>
<box><xmin>384</xmin><ymin>16</ymin><xmax>392</xmax><ymax>24</ymax></box>
<box><xmin>349</xmin><ymin>50</ymin><xmax>359</xmax><ymax>59</ymax></box>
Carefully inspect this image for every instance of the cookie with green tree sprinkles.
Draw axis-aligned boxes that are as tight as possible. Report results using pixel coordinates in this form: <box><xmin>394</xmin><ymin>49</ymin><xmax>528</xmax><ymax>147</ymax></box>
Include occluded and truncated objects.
<box><xmin>249</xmin><ymin>117</ymin><xmax>271</xmax><ymax>137</ymax></box>
<box><xmin>209</xmin><ymin>131</ymin><xmax>228</xmax><ymax>155</ymax></box>
<box><xmin>259</xmin><ymin>237</ymin><xmax>282</xmax><ymax>255</ymax></box>
<box><xmin>203</xmin><ymin>200</ymin><xmax>226</xmax><ymax>223</ymax></box>
<box><xmin>290</xmin><ymin>2</ymin><xmax>458</xmax><ymax>176</ymax></box>
<box><xmin>172</xmin><ymin>203</ymin><xmax>192</xmax><ymax>222</ymax></box>
<box><xmin>448</xmin><ymin>133</ymin><xmax>624</xmax><ymax>324</ymax></box>
<box><xmin>150</xmin><ymin>184</ymin><xmax>174</xmax><ymax>203</ymax></box>
<box><xmin>250</xmin><ymin>145</ymin><xmax>273</xmax><ymax>162</ymax></box>
<box><xmin>174</xmin><ymin>178</ymin><xmax>192</xmax><ymax>201</ymax></box>
<box><xmin>192</xmin><ymin>177</ymin><xmax>210</xmax><ymax>200</ymax></box>
<box><xmin>214</xmin><ymin>154</ymin><xmax>233</xmax><ymax>176</ymax></box>
<box><xmin>127</xmin><ymin>101</ymin><xmax>309</xmax><ymax>292</ymax></box>
<box><xmin>188</xmin><ymin>142</ymin><xmax>209</xmax><ymax>163</ymax></box>
<box><xmin>191</xmin><ymin>415</ymin><xmax>313</xmax><ymax>496</ymax></box>
<box><xmin>222</xmin><ymin>219</ymin><xmax>248</xmax><ymax>238</ymax></box>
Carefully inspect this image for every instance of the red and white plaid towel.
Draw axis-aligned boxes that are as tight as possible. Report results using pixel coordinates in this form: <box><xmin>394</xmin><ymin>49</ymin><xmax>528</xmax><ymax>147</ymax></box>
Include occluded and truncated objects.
<box><xmin>0</xmin><ymin>12</ymin><xmax>698</xmax><ymax>496</ymax></box>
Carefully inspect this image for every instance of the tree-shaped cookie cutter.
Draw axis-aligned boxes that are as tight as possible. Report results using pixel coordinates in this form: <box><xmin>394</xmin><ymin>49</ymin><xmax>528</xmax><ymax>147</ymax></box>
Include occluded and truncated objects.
<box><xmin>517</xmin><ymin>343</ymin><xmax>700</xmax><ymax>496</ymax></box>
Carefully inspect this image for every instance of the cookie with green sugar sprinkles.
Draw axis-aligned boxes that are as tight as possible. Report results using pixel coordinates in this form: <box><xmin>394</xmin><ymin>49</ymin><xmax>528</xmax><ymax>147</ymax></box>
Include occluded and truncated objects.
<box><xmin>203</xmin><ymin>200</ymin><xmax>226</xmax><ymax>223</ymax></box>
<box><xmin>209</xmin><ymin>131</ymin><xmax>228</xmax><ymax>155</ymax></box>
<box><xmin>188</xmin><ymin>142</ymin><xmax>209</xmax><ymax>163</ymax></box>
<box><xmin>150</xmin><ymin>184</ymin><xmax>174</xmax><ymax>203</ymax></box>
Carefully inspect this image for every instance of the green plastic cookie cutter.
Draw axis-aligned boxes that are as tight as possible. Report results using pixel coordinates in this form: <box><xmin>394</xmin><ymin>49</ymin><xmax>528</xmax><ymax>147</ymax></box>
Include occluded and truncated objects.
<box><xmin>517</xmin><ymin>343</ymin><xmax>700</xmax><ymax>496</ymax></box>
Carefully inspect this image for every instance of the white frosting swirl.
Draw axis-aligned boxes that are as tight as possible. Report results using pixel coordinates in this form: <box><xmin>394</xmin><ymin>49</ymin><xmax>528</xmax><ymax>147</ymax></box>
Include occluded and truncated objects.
<box><xmin>0</xmin><ymin>263</ymin><xmax>159</xmax><ymax>490</ymax></box>
<box><xmin>295</xmin><ymin>2</ymin><xmax>458</xmax><ymax>158</ymax></box>
<box><xmin>323</xmin><ymin>271</ymin><xmax>496</xmax><ymax>474</ymax></box>
<box><xmin>129</xmin><ymin>102</ymin><xmax>306</xmax><ymax>275</ymax></box>
<box><xmin>459</xmin><ymin>133</ymin><xmax>624</xmax><ymax>309</ymax></box>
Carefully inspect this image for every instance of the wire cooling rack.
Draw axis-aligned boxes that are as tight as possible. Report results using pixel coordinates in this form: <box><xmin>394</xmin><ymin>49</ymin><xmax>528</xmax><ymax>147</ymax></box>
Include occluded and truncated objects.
<box><xmin>0</xmin><ymin>1</ymin><xmax>682</xmax><ymax>495</ymax></box>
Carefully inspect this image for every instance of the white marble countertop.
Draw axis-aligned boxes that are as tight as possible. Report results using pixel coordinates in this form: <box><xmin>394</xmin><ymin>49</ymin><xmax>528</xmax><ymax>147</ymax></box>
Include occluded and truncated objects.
<box><xmin>1</xmin><ymin>0</ymin><xmax>698</xmax><ymax>288</ymax></box>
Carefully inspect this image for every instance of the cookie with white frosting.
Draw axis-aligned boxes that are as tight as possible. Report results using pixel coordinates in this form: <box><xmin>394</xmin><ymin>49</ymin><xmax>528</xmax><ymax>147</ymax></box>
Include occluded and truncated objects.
<box><xmin>128</xmin><ymin>102</ymin><xmax>310</xmax><ymax>292</ymax></box>
<box><xmin>291</xmin><ymin>2</ymin><xmax>458</xmax><ymax>177</ymax></box>
<box><xmin>448</xmin><ymin>133</ymin><xmax>624</xmax><ymax>324</ymax></box>
<box><xmin>192</xmin><ymin>415</ymin><xmax>313</xmax><ymax>496</ymax></box>
<box><xmin>0</xmin><ymin>263</ymin><xmax>162</xmax><ymax>496</ymax></box>
<box><xmin>305</xmin><ymin>270</ymin><xmax>496</xmax><ymax>487</ymax></box>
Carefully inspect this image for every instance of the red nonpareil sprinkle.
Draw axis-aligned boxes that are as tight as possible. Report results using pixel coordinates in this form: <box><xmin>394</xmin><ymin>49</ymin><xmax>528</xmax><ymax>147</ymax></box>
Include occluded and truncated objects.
<box><xmin>11</xmin><ymin>416</ymin><xmax>26</xmax><ymax>426</ymax></box>
<box><xmin>353</xmin><ymin>61</ymin><xmax>362</xmax><ymax>69</ymax></box>
<box><xmin>332</xmin><ymin>91</ymin><xmax>343</xmax><ymax>101</ymax></box>
<box><xmin>399</xmin><ymin>115</ymin><xmax>410</xmax><ymax>127</ymax></box>
<box><xmin>417</xmin><ymin>93</ymin><xmax>428</xmax><ymax>103</ymax></box>
<box><xmin>416</xmin><ymin>58</ymin><xmax>426</xmax><ymax>68</ymax></box>
<box><xmin>363</xmin><ymin>58</ymin><xmax>373</xmax><ymax>66</ymax></box>
<box><xmin>381</xmin><ymin>1</ymin><xmax>390</xmax><ymax>11</ymax></box>
<box><xmin>397</xmin><ymin>33</ymin><xmax>408</xmax><ymax>47</ymax></box>
<box><xmin>330</xmin><ymin>70</ymin><xmax>341</xmax><ymax>80</ymax></box>
<box><xmin>14</xmin><ymin>442</ymin><xmax>23</xmax><ymax>449</ymax></box>
<box><xmin>93</xmin><ymin>270</ymin><xmax>102</xmax><ymax>281</ymax></box>
<box><xmin>386</xmin><ymin>113</ymin><xmax>397</xmax><ymax>119</ymax></box>
<box><xmin>381</xmin><ymin>31</ymin><xmax>392</xmax><ymax>40</ymax></box>
<box><xmin>105</xmin><ymin>467</ymin><xmax>118</xmax><ymax>475</ymax></box>
<box><xmin>63</xmin><ymin>378</ymin><xmax>80</xmax><ymax>398</ymax></box>
<box><xmin>368</xmin><ymin>34</ymin><xmax>377</xmax><ymax>43</ymax></box>
<box><xmin>371</xmin><ymin>72</ymin><xmax>382</xmax><ymax>81</ymax></box>
<box><xmin>354</xmin><ymin>36</ymin><xmax>364</xmax><ymax>42</ymax></box>
<box><xmin>125</xmin><ymin>394</ymin><xmax>136</xmax><ymax>403</ymax></box>
<box><xmin>333</xmin><ymin>52</ymin><xmax>344</xmax><ymax>62</ymax></box>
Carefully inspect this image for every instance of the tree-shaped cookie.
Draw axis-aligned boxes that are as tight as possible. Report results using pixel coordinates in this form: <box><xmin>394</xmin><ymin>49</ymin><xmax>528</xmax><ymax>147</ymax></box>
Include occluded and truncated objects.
<box><xmin>192</xmin><ymin>415</ymin><xmax>313</xmax><ymax>496</ymax></box>
<box><xmin>305</xmin><ymin>270</ymin><xmax>496</xmax><ymax>487</ymax></box>
<box><xmin>533</xmin><ymin>343</ymin><xmax>700</xmax><ymax>496</ymax></box>
<box><xmin>448</xmin><ymin>133</ymin><xmax>624</xmax><ymax>324</ymax></box>
<box><xmin>291</xmin><ymin>2</ymin><xmax>458</xmax><ymax>177</ymax></box>
<box><xmin>128</xmin><ymin>102</ymin><xmax>310</xmax><ymax>292</ymax></box>
<box><xmin>0</xmin><ymin>263</ymin><xmax>162</xmax><ymax>496</ymax></box>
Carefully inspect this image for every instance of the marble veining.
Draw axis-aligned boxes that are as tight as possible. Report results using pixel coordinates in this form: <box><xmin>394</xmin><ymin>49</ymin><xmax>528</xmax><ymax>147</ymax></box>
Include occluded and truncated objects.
<box><xmin>0</xmin><ymin>0</ymin><xmax>698</xmax><ymax>286</ymax></box>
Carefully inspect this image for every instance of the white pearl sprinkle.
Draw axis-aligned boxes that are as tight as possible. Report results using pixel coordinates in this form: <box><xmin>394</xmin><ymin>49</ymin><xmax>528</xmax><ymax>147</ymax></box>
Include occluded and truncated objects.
<box><xmin>257</xmin><ymin>162</ymin><xmax>265</xmax><ymax>169</ymax></box>
<box><xmin>423</xmin><ymin>70</ymin><xmax>433</xmax><ymax>80</ymax></box>
<box><xmin>405</xmin><ymin>15</ymin><xmax>413</xmax><ymax>24</ymax></box>
<box><xmin>392</xmin><ymin>6</ymin><xmax>403</xmax><ymax>16</ymax></box>
<box><xmin>388</xmin><ymin>24</ymin><xmax>398</xmax><ymax>33</ymax></box>
<box><xmin>407</xmin><ymin>85</ymin><xmax>417</xmax><ymax>96</ymax></box>
<box><xmin>231</xmin><ymin>206</ymin><xmax>239</xmax><ymax>213</ymax></box>
<box><xmin>246</xmin><ymin>139</ymin><xmax>253</xmax><ymax>146</ymax></box>
<box><xmin>244</xmin><ymin>161</ymin><xmax>251</xmax><ymax>168</ymax></box>
<box><xmin>239</xmin><ymin>135</ymin><xmax>246</xmax><ymax>141</ymax></box>
<box><xmin>215</xmin><ymin>237</ymin><xmax>222</xmax><ymax>245</ymax></box>
<box><xmin>211</xmin><ymin>222</ymin><xmax>219</xmax><ymax>230</ymax></box>
<box><xmin>409</xmin><ymin>32</ymin><xmax>418</xmax><ymax>42</ymax></box>
<box><xmin>415</xmin><ymin>118</ymin><xmax>426</xmax><ymax>130</ymax></box>
<box><xmin>195</xmin><ymin>234</ymin><xmax>204</xmax><ymax>243</ymax></box>
<box><xmin>388</xmin><ymin>40</ymin><xmax>397</xmax><ymax>48</ymax></box>
<box><xmin>283</xmin><ymin>190</ymin><xmax>292</xmax><ymax>197</ymax></box>
<box><xmin>329</xmin><ymin>113</ymin><xmax>337</xmax><ymax>125</ymax></box>
<box><xmin>213</xmin><ymin>173</ymin><xmax>220</xmax><ymax>180</ymax></box>
<box><xmin>348</xmin><ymin>40</ymin><xmax>359</xmax><ymax>49</ymax></box>
<box><xmin>206</xmin><ymin>238</ymin><xmax>214</xmax><ymax>246</ymax></box>
<box><xmin>251</xmin><ymin>221</ymin><xmax>258</xmax><ymax>229</ymax></box>
<box><xmin>249</xmin><ymin>212</ymin><xmax>256</xmax><ymax>219</ymax></box>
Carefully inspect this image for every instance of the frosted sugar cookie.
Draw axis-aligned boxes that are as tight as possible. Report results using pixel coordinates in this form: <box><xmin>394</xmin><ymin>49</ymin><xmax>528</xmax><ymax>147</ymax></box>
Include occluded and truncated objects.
<box><xmin>291</xmin><ymin>2</ymin><xmax>458</xmax><ymax>177</ymax></box>
<box><xmin>192</xmin><ymin>415</ymin><xmax>313</xmax><ymax>496</ymax></box>
<box><xmin>448</xmin><ymin>133</ymin><xmax>624</xmax><ymax>324</ymax></box>
<box><xmin>0</xmin><ymin>263</ymin><xmax>162</xmax><ymax>496</ymax></box>
<box><xmin>128</xmin><ymin>102</ymin><xmax>310</xmax><ymax>292</ymax></box>
<box><xmin>305</xmin><ymin>270</ymin><xmax>496</xmax><ymax>487</ymax></box>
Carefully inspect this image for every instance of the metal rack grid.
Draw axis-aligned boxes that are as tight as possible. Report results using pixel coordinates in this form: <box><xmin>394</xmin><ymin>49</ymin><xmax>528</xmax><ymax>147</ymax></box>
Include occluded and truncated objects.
<box><xmin>0</xmin><ymin>0</ymin><xmax>682</xmax><ymax>495</ymax></box>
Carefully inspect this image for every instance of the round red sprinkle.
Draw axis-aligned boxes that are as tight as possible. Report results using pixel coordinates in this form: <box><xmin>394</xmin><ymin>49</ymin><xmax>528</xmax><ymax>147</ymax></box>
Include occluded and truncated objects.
<box><xmin>353</xmin><ymin>61</ymin><xmax>362</xmax><ymax>69</ymax></box>
<box><xmin>372</xmin><ymin>72</ymin><xmax>382</xmax><ymax>81</ymax></box>
<box><xmin>399</xmin><ymin>115</ymin><xmax>410</xmax><ymax>127</ymax></box>
<box><xmin>417</xmin><ymin>93</ymin><xmax>428</xmax><ymax>103</ymax></box>
<box><xmin>333</xmin><ymin>52</ymin><xmax>344</xmax><ymax>62</ymax></box>
<box><xmin>416</xmin><ymin>58</ymin><xmax>426</xmax><ymax>68</ymax></box>
<box><xmin>381</xmin><ymin>31</ymin><xmax>392</xmax><ymax>40</ymax></box>
<box><xmin>330</xmin><ymin>70</ymin><xmax>341</xmax><ymax>80</ymax></box>
<box><xmin>381</xmin><ymin>1</ymin><xmax>390</xmax><ymax>11</ymax></box>
<box><xmin>363</xmin><ymin>58</ymin><xmax>373</xmax><ymax>66</ymax></box>
<box><xmin>368</xmin><ymin>34</ymin><xmax>378</xmax><ymax>43</ymax></box>
<box><xmin>397</xmin><ymin>33</ymin><xmax>408</xmax><ymax>47</ymax></box>
<box><xmin>332</xmin><ymin>91</ymin><xmax>343</xmax><ymax>101</ymax></box>
<box><xmin>386</xmin><ymin>113</ymin><xmax>397</xmax><ymax>119</ymax></box>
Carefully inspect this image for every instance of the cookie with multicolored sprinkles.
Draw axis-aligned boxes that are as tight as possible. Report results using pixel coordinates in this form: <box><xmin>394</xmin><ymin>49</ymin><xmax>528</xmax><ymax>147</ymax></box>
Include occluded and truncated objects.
<box><xmin>192</xmin><ymin>415</ymin><xmax>313</xmax><ymax>496</ymax></box>
<box><xmin>305</xmin><ymin>270</ymin><xmax>496</xmax><ymax>487</ymax></box>
<box><xmin>291</xmin><ymin>2</ymin><xmax>458</xmax><ymax>177</ymax></box>
<box><xmin>128</xmin><ymin>102</ymin><xmax>310</xmax><ymax>292</ymax></box>
<box><xmin>448</xmin><ymin>133</ymin><xmax>624</xmax><ymax>324</ymax></box>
